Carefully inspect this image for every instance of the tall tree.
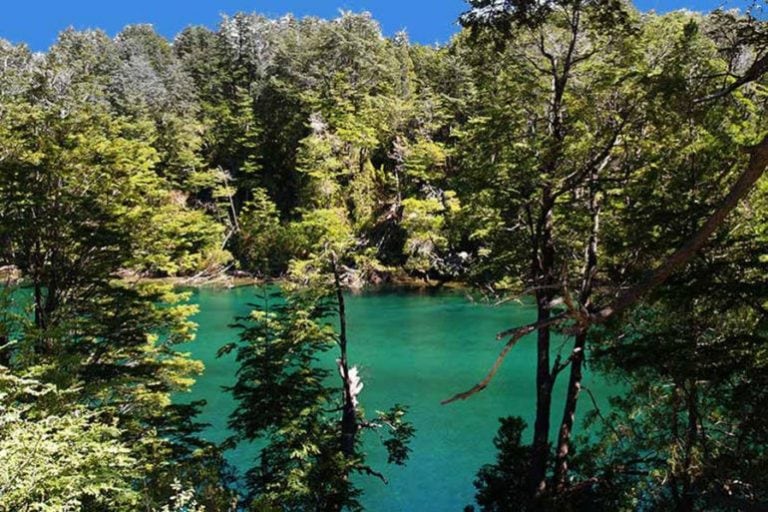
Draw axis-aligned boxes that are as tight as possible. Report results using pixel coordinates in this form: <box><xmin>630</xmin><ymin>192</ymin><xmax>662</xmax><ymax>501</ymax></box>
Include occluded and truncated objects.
<box><xmin>0</xmin><ymin>45</ymin><xmax>235</xmax><ymax>508</ymax></box>
<box><xmin>447</xmin><ymin>1</ymin><xmax>768</xmax><ymax>507</ymax></box>
<box><xmin>226</xmin><ymin>210</ymin><xmax>413</xmax><ymax>510</ymax></box>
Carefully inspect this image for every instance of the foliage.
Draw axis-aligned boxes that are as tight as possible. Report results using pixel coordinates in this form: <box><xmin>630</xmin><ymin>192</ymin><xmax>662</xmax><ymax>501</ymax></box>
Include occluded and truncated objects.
<box><xmin>237</xmin><ymin>188</ymin><xmax>289</xmax><ymax>275</ymax></box>
<box><xmin>0</xmin><ymin>371</ymin><xmax>138</xmax><ymax>512</ymax></box>
<box><xmin>225</xmin><ymin>286</ymin><xmax>414</xmax><ymax>511</ymax></box>
<box><xmin>469</xmin><ymin>417</ymin><xmax>532</xmax><ymax>512</ymax></box>
<box><xmin>581</xmin><ymin>233</ymin><xmax>768</xmax><ymax>510</ymax></box>
<box><xmin>1</xmin><ymin>2</ymin><xmax>768</xmax><ymax>510</ymax></box>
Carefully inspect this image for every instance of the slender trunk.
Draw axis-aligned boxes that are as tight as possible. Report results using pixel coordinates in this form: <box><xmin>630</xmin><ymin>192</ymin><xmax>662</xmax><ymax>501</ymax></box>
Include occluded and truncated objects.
<box><xmin>530</xmin><ymin>297</ymin><xmax>553</xmax><ymax>499</ymax></box>
<box><xmin>529</xmin><ymin>203</ymin><xmax>555</xmax><ymax>499</ymax></box>
<box><xmin>33</xmin><ymin>277</ymin><xmax>55</xmax><ymax>356</ymax></box>
<box><xmin>553</xmin><ymin>332</ymin><xmax>586</xmax><ymax>490</ymax></box>
<box><xmin>670</xmin><ymin>385</ymin><xmax>683</xmax><ymax>510</ymax></box>
<box><xmin>33</xmin><ymin>279</ymin><xmax>44</xmax><ymax>330</ymax></box>
<box><xmin>32</xmin><ymin>239</ymin><xmax>45</xmax><ymax>331</ymax></box>
<box><xmin>527</xmin><ymin>13</ymin><xmax>580</xmax><ymax>497</ymax></box>
<box><xmin>680</xmin><ymin>381</ymin><xmax>698</xmax><ymax>512</ymax></box>
<box><xmin>333</xmin><ymin>260</ymin><xmax>357</xmax><ymax>459</ymax></box>
<box><xmin>554</xmin><ymin>163</ymin><xmax>602</xmax><ymax>490</ymax></box>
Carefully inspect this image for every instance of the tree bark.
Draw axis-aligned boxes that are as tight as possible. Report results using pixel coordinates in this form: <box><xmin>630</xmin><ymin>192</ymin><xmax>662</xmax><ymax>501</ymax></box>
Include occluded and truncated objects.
<box><xmin>552</xmin><ymin>332</ymin><xmax>586</xmax><ymax>490</ymax></box>
<box><xmin>527</xmin><ymin>12</ymin><xmax>583</xmax><ymax>498</ymax></box>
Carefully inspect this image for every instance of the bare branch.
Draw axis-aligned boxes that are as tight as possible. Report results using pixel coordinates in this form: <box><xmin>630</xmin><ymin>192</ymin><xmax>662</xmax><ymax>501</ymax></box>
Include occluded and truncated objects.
<box><xmin>442</xmin><ymin>314</ymin><xmax>569</xmax><ymax>405</ymax></box>
<box><xmin>581</xmin><ymin>385</ymin><xmax>624</xmax><ymax>440</ymax></box>
<box><xmin>551</xmin><ymin>347</ymin><xmax>581</xmax><ymax>378</ymax></box>
<box><xmin>358</xmin><ymin>465</ymin><xmax>388</xmax><ymax>484</ymax></box>
<box><xmin>496</xmin><ymin>312</ymin><xmax>569</xmax><ymax>340</ymax></box>
<box><xmin>492</xmin><ymin>284</ymin><xmax>562</xmax><ymax>306</ymax></box>
<box><xmin>695</xmin><ymin>53</ymin><xmax>768</xmax><ymax>104</ymax></box>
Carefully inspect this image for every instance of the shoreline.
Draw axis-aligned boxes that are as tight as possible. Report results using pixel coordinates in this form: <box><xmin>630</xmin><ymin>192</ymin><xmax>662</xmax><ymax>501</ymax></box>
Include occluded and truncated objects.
<box><xmin>133</xmin><ymin>274</ymin><xmax>471</xmax><ymax>291</ymax></box>
<box><xmin>2</xmin><ymin>265</ymin><xmax>474</xmax><ymax>292</ymax></box>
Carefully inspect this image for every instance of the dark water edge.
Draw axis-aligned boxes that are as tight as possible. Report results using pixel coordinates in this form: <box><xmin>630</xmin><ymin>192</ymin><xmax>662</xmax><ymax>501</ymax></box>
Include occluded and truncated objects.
<box><xmin>179</xmin><ymin>286</ymin><xmax>619</xmax><ymax>511</ymax></box>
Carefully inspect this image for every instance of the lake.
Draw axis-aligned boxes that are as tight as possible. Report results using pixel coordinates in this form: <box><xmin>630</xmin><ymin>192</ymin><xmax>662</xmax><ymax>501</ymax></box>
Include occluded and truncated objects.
<box><xmin>181</xmin><ymin>286</ymin><xmax>615</xmax><ymax>511</ymax></box>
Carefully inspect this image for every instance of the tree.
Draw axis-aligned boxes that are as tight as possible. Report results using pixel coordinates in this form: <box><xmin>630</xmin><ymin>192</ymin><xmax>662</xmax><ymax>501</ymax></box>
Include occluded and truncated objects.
<box><xmin>0</xmin><ymin>371</ymin><xmax>138</xmax><ymax>511</ymax></box>
<box><xmin>446</xmin><ymin>1</ymin><xmax>768</xmax><ymax>507</ymax></box>
<box><xmin>471</xmin><ymin>418</ymin><xmax>533</xmax><ymax>511</ymax></box>
<box><xmin>43</xmin><ymin>26</ymin><xmax>232</xmax><ymax>278</ymax></box>
<box><xmin>580</xmin><ymin>232</ymin><xmax>768</xmax><ymax>511</ymax></box>
<box><xmin>227</xmin><ymin>208</ymin><xmax>413</xmax><ymax>510</ymax></box>
<box><xmin>0</xmin><ymin>51</ymin><xmax>235</xmax><ymax>508</ymax></box>
<box><xmin>226</xmin><ymin>282</ymin><xmax>413</xmax><ymax>510</ymax></box>
<box><xmin>5</xmin><ymin>4</ymin><xmax>768</xmax><ymax>510</ymax></box>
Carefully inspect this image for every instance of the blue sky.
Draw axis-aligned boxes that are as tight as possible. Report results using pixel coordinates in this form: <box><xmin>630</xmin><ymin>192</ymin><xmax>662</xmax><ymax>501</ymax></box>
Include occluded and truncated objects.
<box><xmin>0</xmin><ymin>0</ymin><xmax>756</xmax><ymax>51</ymax></box>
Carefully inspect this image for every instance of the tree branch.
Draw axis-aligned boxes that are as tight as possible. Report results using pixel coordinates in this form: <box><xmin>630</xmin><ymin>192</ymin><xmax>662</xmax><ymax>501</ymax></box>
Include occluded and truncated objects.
<box><xmin>694</xmin><ymin>53</ymin><xmax>768</xmax><ymax>104</ymax></box>
<box><xmin>442</xmin><ymin>314</ymin><xmax>569</xmax><ymax>405</ymax></box>
<box><xmin>496</xmin><ymin>312</ymin><xmax>569</xmax><ymax>340</ymax></box>
<box><xmin>444</xmin><ymin>136</ymin><xmax>768</xmax><ymax>407</ymax></box>
<box><xmin>590</xmin><ymin>135</ymin><xmax>768</xmax><ymax>325</ymax></box>
<box><xmin>551</xmin><ymin>347</ymin><xmax>579</xmax><ymax>378</ymax></box>
<box><xmin>358</xmin><ymin>465</ymin><xmax>388</xmax><ymax>484</ymax></box>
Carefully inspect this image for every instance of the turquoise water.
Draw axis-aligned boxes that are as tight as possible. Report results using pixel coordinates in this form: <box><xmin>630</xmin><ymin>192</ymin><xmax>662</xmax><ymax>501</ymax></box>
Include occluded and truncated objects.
<box><xmin>180</xmin><ymin>287</ymin><xmax>615</xmax><ymax>511</ymax></box>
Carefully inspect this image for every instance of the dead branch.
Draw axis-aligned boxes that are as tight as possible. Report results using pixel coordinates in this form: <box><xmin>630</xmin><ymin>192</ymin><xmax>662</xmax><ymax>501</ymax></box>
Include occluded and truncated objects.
<box><xmin>496</xmin><ymin>313</ymin><xmax>569</xmax><ymax>341</ymax></box>
<box><xmin>443</xmin><ymin>314</ymin><xmax>569</xmax><ymax>405</ymax></box>
<box><xmin>358</xmin><ymin>465</ymin><xmax>388</xmax><ymax>484</ymax></box>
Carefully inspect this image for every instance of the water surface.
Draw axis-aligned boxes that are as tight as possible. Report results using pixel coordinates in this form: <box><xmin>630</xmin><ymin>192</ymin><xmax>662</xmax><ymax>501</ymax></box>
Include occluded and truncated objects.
<box><xmin>182</xmin><ymin>287</ymin><xmax>615</xmax><ymax>511</ymax></box>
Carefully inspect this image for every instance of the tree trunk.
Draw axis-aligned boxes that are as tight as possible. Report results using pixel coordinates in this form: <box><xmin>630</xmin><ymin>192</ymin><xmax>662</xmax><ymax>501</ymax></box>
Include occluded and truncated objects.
<box><xmin>333</xmin><ymin>260</ymin><xmax>358</xmax><ymax>459</ymax></box>
<box><xmin>527</xmin><ymin>14</ymin><xmax>580</xmax><ymax>497</ymax></box>
<box><xmin>530</xmin><ymin>297</ymin><xmax>553</xmax><ymax>499</ymax></box>
<box><xmin>553</xmin><ymin>332</ymin><xmax>586</xmax><ymax>490</ymax></box>
<box><xmin>529</xmin><ymin>203</ymin><xmax>556</xmax><ymax>499</ymax></box>
<box><xmin>554</xmin><ymin>161</ymin><xmax>602</xmax><ymax>490</ymax></box>
<box><xmin>680</xmin><ymin>380</ymin><xmax>699</xmax><ymax>512</ymax></box>
<box><xmin>33</xmin><ymin>279</ymin><xmax>44</xmax><ymax>330</ymax></box>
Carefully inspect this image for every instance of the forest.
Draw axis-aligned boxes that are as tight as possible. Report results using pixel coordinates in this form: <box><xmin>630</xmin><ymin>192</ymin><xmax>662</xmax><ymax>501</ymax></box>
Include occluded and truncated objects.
<box><xmin>1</xmin><ymin>0</ymin><xmax>768</xmax><ymax>510</ymax></box>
